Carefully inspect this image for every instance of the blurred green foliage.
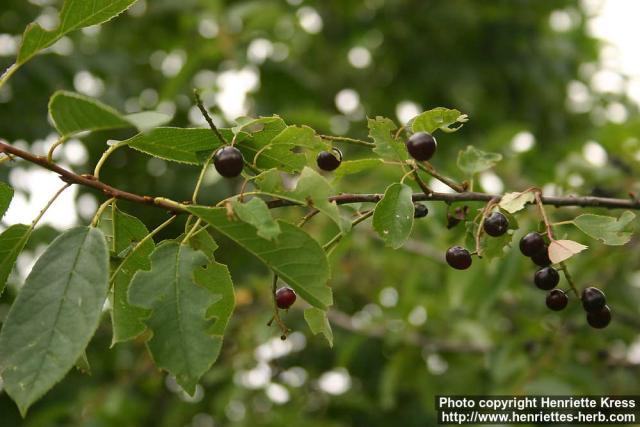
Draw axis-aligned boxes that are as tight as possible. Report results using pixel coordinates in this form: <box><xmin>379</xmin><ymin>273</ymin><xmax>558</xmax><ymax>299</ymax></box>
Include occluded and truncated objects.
<box><xmin>1</xmin><ymin>0</ymin><xmax>640</xmax><ymax>426</ymax></box>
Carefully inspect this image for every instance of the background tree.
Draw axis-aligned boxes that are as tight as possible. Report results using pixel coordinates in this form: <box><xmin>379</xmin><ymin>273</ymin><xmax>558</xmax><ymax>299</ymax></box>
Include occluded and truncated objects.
<box><xmin>1</xmin><ymin>1</ymin><xmax>640</xmax><ymax>426</ymax></box>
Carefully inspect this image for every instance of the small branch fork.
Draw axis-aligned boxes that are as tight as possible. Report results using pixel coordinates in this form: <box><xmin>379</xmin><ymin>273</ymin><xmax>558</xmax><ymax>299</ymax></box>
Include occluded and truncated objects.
<box><xmin>4</xmin><ymin>140</ymin><xmax>640</xmax><ymax>216</ymax></box>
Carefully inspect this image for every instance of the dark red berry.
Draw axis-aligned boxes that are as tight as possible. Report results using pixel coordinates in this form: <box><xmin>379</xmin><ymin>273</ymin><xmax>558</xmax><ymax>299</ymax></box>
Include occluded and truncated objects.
<box><xmin>406</xmin><ymin>132</ymin><xmax>437</xmax><ymax>161</ymax></box>
<box><xmin>213</xmin><ymin>146</ymin><xmax>244</xmax><ymax>178</ymax></box>
<box><xmin>531</xmin><ymin>246</ymin><xmax>551</xmax><ymax>267</ymax></box>
<box><xmin>446</xmin><ymin>246</ymin><xmax>472</xmax><ymax>270</ymax></box>
<box><xmin>275</xmin><ymin>287</ymin><xmax>296</xmax><ymax>309</ymax></box>
<box><xmin>534</xmin><ymin>266</ymin><xmax>560</xmax><ymax>290</ymax></box>
<box><xmin>519</xmin><ymin>232</ymin><xmax>545</xmax><ymax>257</ymax></box>
<box><xmin>316</xmin><ymin>148</ymin><xmax>342</xmax><ymax>171</ymax></box>
<box><xmin>546</xmin><ymin>289</ymin><xmax>568</xmax><ymax>311</ymax></box>
<box><xmin>581</xmin><ymin>287</ymin><xmax>606</xmax><ymax>313</ymax></box>
<box><xmin>414</xmin><ymin>203</ymin><xmax>428</xmax><ymax>218</ymax></box>
<box><xmin>483</xmin><ymin>212</ymin><xmax>509</xmax><ymax>237</ymax></box>
<box><xmin>587</xmin><ymin>305</ymin><xmax>611</xmax><ymax>329</ymax></box>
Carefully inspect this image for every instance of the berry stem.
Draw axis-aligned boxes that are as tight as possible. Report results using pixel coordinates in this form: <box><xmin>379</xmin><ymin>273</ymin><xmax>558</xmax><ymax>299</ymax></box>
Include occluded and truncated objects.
<box><xmin>91</xmin><ymin>197</ymin><xmax>116</xmax><ymax>228</ymax></box>
<box><xmin>94</xmin><ymin>141</ymin><xmax>127</xmax><ymax>180</ymax></box>
<box><xmin>558</xmin><ymin>262</ymin><xmax>580</xmax><ymax>298</ymax></box>
<box><xmin>318</xmin><ymin>134</ymin><xmax>375</xmax><ymax>148</ymax></box>
<box><xmin>415</xmin><ymin>161</ymin><xmax>466</xmax><ymax>193</ymax></box>
<box><xmin>534</xmin><ymin>190</ymin><xmax>555</xmax><ymax>240</ymax></box>
<box><xmin>474</xmin><ymin>198</ymin><xmax>499</xmax><ymax>257</ymax></box>
<box><xmin>0</xmin><ymin>63</ymin><xmax>19</xmax><ymax>92</ymax></box>
<box><xmin>31</xmin><ymin>183</ymin><xmax>72</xmax><ymax>228</ymax></box>
<box><xmin>323</xmin><ymin>209</ymin><xmax>374</xmax><ymax>254</ymax></box>
<box><xmin>268</xmin><ymin>274</ymin><xmax>290</xmax><ymax>338</ymax></box>
<box><xmin>193</xmin><ymin>89</ymin><xmax>229</xmax><ymax>146</ymax></box>
<box><xmin>46</xmin><ymin>136</ymin><xmax>68</xmax><ymax>163</ymax></box>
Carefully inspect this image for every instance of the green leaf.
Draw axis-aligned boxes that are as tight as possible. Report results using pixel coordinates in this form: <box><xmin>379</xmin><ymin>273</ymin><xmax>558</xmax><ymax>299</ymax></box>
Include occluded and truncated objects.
<box><xmin>373</xmin><ymin>183</ymin><xmax>414</xmax><ymax>249</ymax></box>
<box><xmin>182</xmin><ymin>228</ymin><xmax>219</xmax><ymax>260</ymax></box>
<box><xmin>0</xmin><ymin>181</ymin><xmax>14</xmax><ymax>219</ymax></box>
<box><xmin>123</xmin><ymin>127</ymin><xmax>228</xmax><ymax>164</ymax></box>
<box><xmin>17</xmin><ymin>0</ymin><xmax>137</xmax><ymax>66</ymax></box>
<box><xmin>0</xmin><ymin>224</ymin><xmax>31</xmax><ymax>295</ymax></box>
<box><xmin>109</xmin><ymin>207</ymin><xmax>154</xmax><ymax>344</ymax></box>
<box><xmin>270</xmin><ymin>125</ymin><xmax>329</xmax><ymax>150</ymax></box>
<box><xmin>573</xmin><ymin>211</ymin><xmax>635</xmax><ymax>246</ymax></box>
<box><xmin>128</xmin><ymin>243</ymin><xmax>235</xmax><ymax>394</ymax></box>
<box><xmin>49</xmin><ymin>91</ymin><xmax>171</xmax><ymax>137</ymax></box>
<box><xmin>499</xmin><ymin>191</ymin><xmax>535</xmax><ymax>213</ymax></box>
<box><xmin>332</xmin><ymin>159</ymin><xmax>384</xmax><ymax>182</ymax></box>
<box><xmin>411</xmin><ymin>107</ymin><xmax>468</xmax><ymax>134</ymax></box>
<box><xmin>304</xmin><ymin>307</ymin><xmax>333</xmax><ymax>347</ymax></box>
<box><xmin>74</xmin><ymin>352</ymin><xmax>91</xmax><ymax>375</ymax></box>
<box><xmin>368</xmin><ymin>117</ymin><xmax>407</xmax><ymax>161</ymax></box>
<box><xmin>232</xmin><ymin>198</ymin><xmax>281</xmax><ymax>241</ymax></box>
<box><xmin>187</xmin><ymin>206</ymin><xmax>332</xmax><ymax>309</ymax></box>
<box><xmin>238</xmin><ymin>119</ymin><xmax>307</xmax><ymax>173</ymax></box>
<box><xmin>457</xmin><ymin>145</ymin><xmax>502</xmax><ymax>176</ymax></box>
<box><xmin>0</xmin><ymin>227</ymin><xmax>108</xmax><ymax>416</ymax></box>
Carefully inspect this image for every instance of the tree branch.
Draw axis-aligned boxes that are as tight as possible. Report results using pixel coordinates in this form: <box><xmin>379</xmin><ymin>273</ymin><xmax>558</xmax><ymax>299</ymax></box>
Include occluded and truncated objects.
<box><xmin>3</xmin><ymin>140</ymin><xmax>640</xmax><ymax>215</ymax></box>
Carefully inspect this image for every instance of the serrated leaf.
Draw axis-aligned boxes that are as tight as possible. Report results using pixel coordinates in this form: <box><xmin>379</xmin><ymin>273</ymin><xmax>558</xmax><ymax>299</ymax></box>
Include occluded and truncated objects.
<box><xmin>182</xmin><ymin>228</ymin><xmax>219</xmax><ymax>260</ymax></box>
<box><xmin>411</xmin><ymin>107</ymin><xmax>468</xmax><ymax>133</ymax></box>
<box><xmin>373</xmin><ymin>183</ymin><xmax>414</xmax><ymax>249</ymax></box>
<box><xmin>232</xmin><ymin>198</ymin><xmax>281</xmax><ymax>241</ymax></box>
<box><xmin>369</xmin><ymin>117</ymin><xmax>407</xmax><ymax>161</ymax></box>
<box><xmin>0</xmin><ymin>224</ymin><xmax>31</xmax><ymax>295</ymax></box>
<box><xmin>232</xmin><ymin>115</ymin><xmax>282</xmax><ymax>134</ymax></box>
<box><xmin>49</xmin><ymin>91</ymin><xmax>172</xmax><ymax>138</ymax></box>
<box><xmin>0</xmin><ymin>181</ymin><xmax>14</xmax><ymax>219</ymax></box>
<box><xmin>123</xmin><ymin>127</ymin><xmax>229</xmax><ymax>164</ymax></box>
<box><xmin>109</xmin><ymin>207</ymin><xmax>154</xmax><ymax>344</ymax></box>
<box><xmin>457</xmin><ymin>146</ymin><xmax>502</xmax><ymax>176</ymax></box>
<box><xmin>499</xmin><ymin>191</ymin><xmax>535</xmax><ymax>213</ymax></box>
<box><xmin>187</xmin><ymin>206</ymin><xmax>332</xmax><ymax>309</ymax></box>
<box><xmin>16</xmin><ymin>0</ymin><xmax>137</xmax><ymax>66</ymax></box>
<box><xmin>0</xmin><ymin>227</ymin><xmax>108</xmax><ymax>416</ymax></box>
<box><xmin>548</xmin><ymin>239</ymin><xmax>588</xmax><ymax>264</ymax></box>
<box><xmin>332</xmin><ymin>159</ymin><xmax>383</xmax><ymax>182</ymax></box>
<box><xmin>304</xmin><ymin>307</ymin><xmax>333</xmax><ymax>347</ymax></box>
<box><xmin>573</xmin><ymin>211</ymin><xmax>635</xmax><ymax>246</ymax></box>
<box><xmin>128</xmin><ymin>243</ymin><xmax>234</xmax><ymax>393</ymax></box>
<box><xmin>270</xmin><ymin>125</ymin><xmax>329</xmax><ymax>150</ymax></box>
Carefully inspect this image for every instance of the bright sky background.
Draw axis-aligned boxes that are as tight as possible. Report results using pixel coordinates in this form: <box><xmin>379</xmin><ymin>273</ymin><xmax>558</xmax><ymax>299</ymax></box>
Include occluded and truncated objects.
<box><xmin>2</xmin><ymin>0</ymin><xmax>640</xmax><ymax>233</ymax></box>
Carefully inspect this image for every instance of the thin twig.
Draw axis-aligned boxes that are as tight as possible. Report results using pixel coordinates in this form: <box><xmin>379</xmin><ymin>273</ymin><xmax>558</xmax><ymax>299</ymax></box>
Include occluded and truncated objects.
<box><xmin>415</xmin><ymin>161</ymin><xmax>466</xmax><ymax>193</ymax></box>
<box><xmin>193</xmin><ymin>89</ymin><xmax>228</xmax><ymax>145</ymax></box>
<box><xmin>31</xmin><ymin>183</ymin><xmax>72</xmax><ymax>227</ymax></box>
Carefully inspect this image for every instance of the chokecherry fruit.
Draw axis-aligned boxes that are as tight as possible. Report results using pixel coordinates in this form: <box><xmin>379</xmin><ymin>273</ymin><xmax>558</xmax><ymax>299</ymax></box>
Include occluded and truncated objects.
<box><xmin>275</xmin><ymin>287</ymin><xmax>297</xmax><ymax>309</ymax></box>
<box><xmin>587</xmin><ymin>305</ymin><xmax>612</xmax><ymax>329</ymax></box>
<box><xmin>483</xmin><ymin>212</ymin><xmax>509</xmax><ymax>237</ymax></box>
<box><xmin>414</xmin><ymin>203</ymin><xmax>429</xmax><ymax>218</ymax></box>
<box><xmin>406</xmin><ymin>132</ymin><xmax>437</xmax><ymax>161</ymax></box>
<box><xmin>316</xmin><ymin>148</ymin><xmax>343</xmax><ymax>171</ymax></box>
<box><xmin>581</xmin><ymin>287</ymin><xmax>606</xmax><ymax>313</ymax></box>
<box><xmin>531</xmin><ymin>246</ymin><xmax>552</xmax><ymax>267</ymax></box>
<box><xmin>534</xmin><ymin>266</ymin><xmax>560</xmax><ymax>290</ymax></box>
<box><xmin>446</xmin><ymin>246</ymin><xmax>472</xmax><ymax>270</ymax></box>
<box><xmin>546</xmin><ymin>289</ymin><xmax>568</xmax><ymax>311</ymax></box>
<box><xmin>213</xmin><ymin>146</ymin><xmax>244</xmax><ymax>178</ymax></box>
<box><xmin>519</xmin><ymin>232</ymin><xmax>545</xmax><ymax>257</ymax></box>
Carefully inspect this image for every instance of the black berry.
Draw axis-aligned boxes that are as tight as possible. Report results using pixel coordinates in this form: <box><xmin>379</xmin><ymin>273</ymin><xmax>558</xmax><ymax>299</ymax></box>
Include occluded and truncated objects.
<box><xmin>483</xmin><ymin>212</ymin><xmax>509</xmax><ymax>237</ymax></box>
<box><xmin>275</xmin><ymin>287</ymin><xmax>296</xmax><ymax>309</ymax></box>
<box><xmin>534</xmin><ymin>266</ymin><xmax>560</xmax><ymax>290</ymax></box>
<box><xmin>519</xmin><ymin>232</ymin><xmax>545</xmax><ymax>257</ymax></box>
<box><xmin>587</xmin><ymin>305</ymin><xmax>612</xmax><ymax>329</ymax></box>
<box><xmin>316</xmin><ymin>148</ymin><xmax>342</xmax><ymax>171</ymax></box>
<box><xmin>546</xmin><ymin>289</ymin><xmax>568</xmax><ymax>311</ymax></box>
<box><xmin>213</xmin><ymin>146</ymin><xmax>244</xmax><ymax>178</ymax></box>
<box><xmin>531</xmin><ymin>246</ymin><xmax>552</xmax><ymax>267</ymax></box>
<box><xmin>406</xmin><ymin>132</ymin><xmax>437</xmax><ymax>161</ymax></box>
<box><xmin>414</xmin><ymin>203</ymin><xmax>429</xmax><ymax>218</ymax></box>
<box><xmin>446</xmin><ymin>246</ymin><xmax>472</xmax><ymax>270</ymax></box>
<box><xmin>581</xmin><ymin>287</ymin><xmax>606</xmax><ymax>313</ymax></box>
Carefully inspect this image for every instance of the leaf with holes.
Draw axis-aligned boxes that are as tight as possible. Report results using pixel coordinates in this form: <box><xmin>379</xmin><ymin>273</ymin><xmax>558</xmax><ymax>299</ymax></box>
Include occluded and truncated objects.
<box><xmin>373</xmin><ymin>183</ymin><xmax>414</xmax><ymax>249</ymax></box>
<box><xmin>232</xmin><ymin>198</ymin><xmax>281</xmax><ymax>241</ymax></box>
<box><xmin>187</xmin><ymin>206</ymin><xmax>332</xmax><ymax>309</ymax></box>
<box><xmin>304</xmin><ymin>308</ymin><xmax>333</xmax><ymax>347</ymax></box>
<box><xmin>0</xmin><ymin>227</ymin><xmax>108</xmax><ymax>416</ymax></box>
<box><xmin>573</xmin><ymin>211</ymin><xmax>635</xmax><ymax>246</ymax></box>
<box><xmin>548</xmin><ymin>239</ymin><xmax>588</xmax><ymax>264</ymax></box>
<box><xmin>128</xmin><ymin>243</ymin><xmax>234</xmax><ymax>393</ymax></box>
<box><xmin>457</xmin><ymin>145</ymin><xmax>502</xmax><ymax>176</ymax></box>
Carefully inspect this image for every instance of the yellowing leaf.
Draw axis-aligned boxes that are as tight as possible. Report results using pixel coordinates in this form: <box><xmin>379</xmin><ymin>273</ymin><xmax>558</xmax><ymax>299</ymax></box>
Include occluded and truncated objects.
<box><xmin>499</xmin><ymin>191</ymin><xmax>535</xmax><ymax>213</ymax></box>
<box><xmin>548</xmin><ymin>239</ymin><xmax>588</xmax><ymax>264</ymax></box>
